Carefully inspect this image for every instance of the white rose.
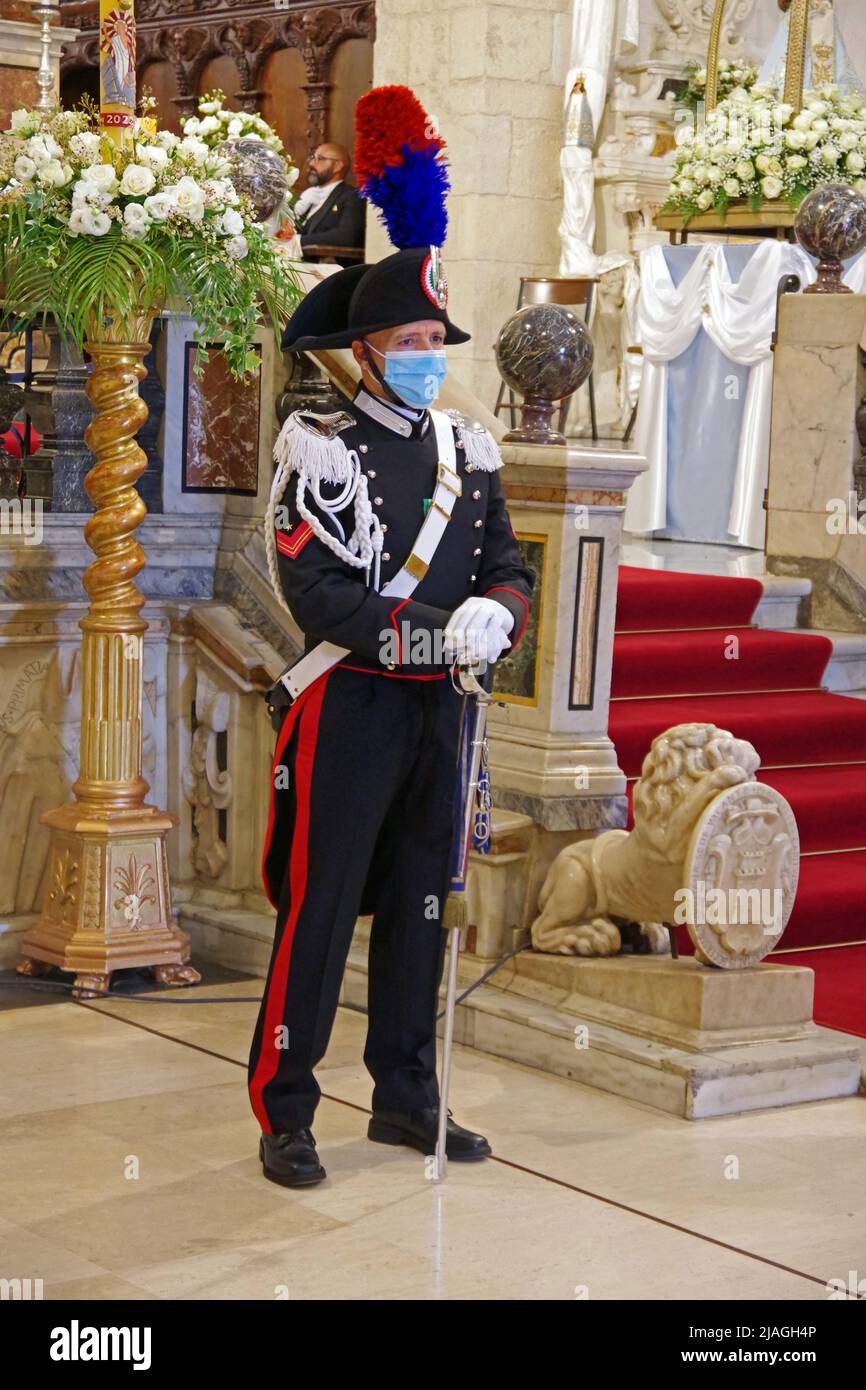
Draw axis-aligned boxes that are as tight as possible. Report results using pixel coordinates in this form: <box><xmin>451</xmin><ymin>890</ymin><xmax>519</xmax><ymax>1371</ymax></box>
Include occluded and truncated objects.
<box><xmin>792</xmin><ymin>112</ymin><xmax>813</xmax><ymax>131</ymax></box>
<box><xmin>143</xmin><ymin>191</ymin><xmax>175</xmax><ymax>222</ymax></box>
<box><xmin>198</xmin><ymin>101</ymin><xmax>220</xmax><ymax>116</ymax></box>
<box><xmin>785</xmin><ymin>130</ymin><xmax>807</xmax><ymax>150</ymax></box>
<box><xmin>85</xmin><ymin>163</ymin><xmax>119</xmax><ymax>192</ymax></box>
<box><xmin>735</xmin><ymin>159</ymin><xmax>756</xmax><ymax>182</ymax></box>
<box><xmin>227</xmin><ymin>119</ymin><xmax>243</xmax><ymax>138</ymax></box>
<box><xmin>707</xmin><ymin>165</ymin><xmax>724</xmax><ymax>186</ymax></box>
<box><xmin>678</xmin><ymin>178</ymin><xmax>695</xmax><ymax>197</ymax></box>
<box><xmin>786</xmin><ymin>155</ymin><xmax>808</xmax><ymax>171</ymax></box>
<box><xmin>821</xmin><ymin>145</ymin><xmax>840</xmax><ymax>166</ymax></box>
<box><xmin>70</xmin><ymin>131</ymin><xmax>102</xmax><ymax>164</ymax></box>
<box><xmin>178</xmin><ymin>136</ymin><xmax>209</xmax><ymax>164</ymax></box>
<box><xmin>692</xmin><ymin>163</ymin><xmax>710</xmax><ymax>186</ymax></box>
<box><xmin>804</xmin><ymin>131</ymin><xmax>821</xmax><ymax>151</ymax></box>
<box><xmin>839</xmin><ymin>132</ymin><xmax>859</xmax><ymax>151</ymax></box>
<box><xmin>67</xmin><ymin>208</ymin><xmax>89</xmax><ymax>236</ymax></box>
<box><xmin>846</xmin><ymin>152</ymin><xmax>866</xmax><ymax>174</ymax></box>
<box><xmin>761</xmin><ymin>176</ymin><xmax>783</xmax><ymax>200</ymax></box>
<box><xmin>812</xmin><ymin>119</ymin><xmax>829</xmax><ymax>135</ymax></box>
<box><xmin>218</xmin><ymin>207</ymin><xmax>245</xmax><ymax>236</ymax></box>
<box><xmin>10</xmin><ymin>108</ymin><xmax>38</xmax><ymax>136</ymax></box>
<box><xmin>14</xmin><ymin>155</ymin><xmax>36</xmax><ymax>181</ymax></box>
<box><xmin>225</xmin><ymin>233</ymin><xmax>248</xmax><ymax>259</ymax></box>
<box><xmin>696</xmin><ymin>189</ymin><xmax>714</xmax><ymax>211</ymax></box>
<box><xmin>135</xmin><ymin>143</ymin><xmax>169</xmax><ymax>172</ymax></box>
<box><xmin>183</xmin><ymin>118</ymin><xmax>202</xmax><ymax>134</ymax></box>
<box><xmin>199</xmin><ymin>116</ymin><xmax>220</xmax><ymax>135</ymax></box>
<box><xmin>156</xmin><ymin>130</ymin><xmax>180</xmax><ymax>151</ymax></box>
<box><xmin>36</xmin><ymin>158</ymin><xmax>69</xmax><ymax>187</ymax></box>
<box><xmin>755</xmin><ymin>154</ymin><xmax>771</xmax><ymax>174</ymax></box>
<box><xmin>120</xmin><ymin>163</ymin><xmax>156</xmax><ymax>196</ymax></box>
<box><xmin>723</xmin><ymin>178</ymin><xmax>741</xmax><ymax>197</ymax></box>
<box><xmin>172</xmin><ymin>175</ymin><xmax>206</xmax><ymax>220</ymax></box>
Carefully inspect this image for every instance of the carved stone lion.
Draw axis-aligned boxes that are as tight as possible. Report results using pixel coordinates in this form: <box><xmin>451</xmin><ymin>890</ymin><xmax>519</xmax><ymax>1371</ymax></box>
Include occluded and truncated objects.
<box><xmin>531</xmin><ymin>722</ymin><xmax>761</xmax><ymax>957</ymax></box>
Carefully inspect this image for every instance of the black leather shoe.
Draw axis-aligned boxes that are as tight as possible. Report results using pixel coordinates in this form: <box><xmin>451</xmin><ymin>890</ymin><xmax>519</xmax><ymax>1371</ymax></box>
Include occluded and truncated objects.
<box><xmin>368</xmin><ymin>1107</ymin><xmax>491</xmax><ymax>1161</ymax></box>
<box><xmin>259</xmin><ymin>1129</ymin><xmax>326</xmax><ymax>1187</ymax></box>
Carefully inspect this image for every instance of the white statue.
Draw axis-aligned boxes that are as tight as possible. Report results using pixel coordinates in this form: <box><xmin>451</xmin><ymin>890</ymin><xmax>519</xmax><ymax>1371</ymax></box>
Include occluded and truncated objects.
<box><xmin>559</xmin><ymin>0</ymin><xmax>640</xmax><ymax>276</ymax></box>
<box><xmin>760</xmin><ymin>0</ymin><xmax>863</xmax><ymax>93</ymax></box>
<box><xmin>531</xmin><ymin>722</ymin><xmax>799</xmax><ymax>967</ymax></box>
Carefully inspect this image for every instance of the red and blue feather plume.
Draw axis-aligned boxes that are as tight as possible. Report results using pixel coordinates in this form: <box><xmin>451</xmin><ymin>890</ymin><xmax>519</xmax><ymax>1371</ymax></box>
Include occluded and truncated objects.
<box><xmin>354</xmin><ymin>85</ymin><xmax>450</xmax><ymax>251</ymax></box>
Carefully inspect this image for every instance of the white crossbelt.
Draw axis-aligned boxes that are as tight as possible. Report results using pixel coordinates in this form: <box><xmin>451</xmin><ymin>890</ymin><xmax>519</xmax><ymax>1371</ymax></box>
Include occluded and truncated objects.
<box><xmin>280</xmin><ymin>408</ymin><xmax>461</xmax><ymax>700</ymax></box>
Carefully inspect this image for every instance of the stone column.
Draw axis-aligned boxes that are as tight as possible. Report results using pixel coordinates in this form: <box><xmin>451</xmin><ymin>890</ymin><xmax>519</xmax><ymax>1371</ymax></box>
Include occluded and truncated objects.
<box><xmin>766</xmin><ymin>293</ymin><xmax>866</xmax><ymax>632</ymax></box>
<box><xmin>472</xmin><ymin>439</ymin><xmax>647</xmax><ymax>938</ymax></box>
<box><xmin>369</xmin><ymin>0</ymin><xmax>571</xmax><ymax>407</ymax></box>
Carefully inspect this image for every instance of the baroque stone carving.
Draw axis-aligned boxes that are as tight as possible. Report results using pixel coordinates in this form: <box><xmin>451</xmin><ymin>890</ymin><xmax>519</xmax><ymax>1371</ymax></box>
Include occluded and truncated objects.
<box><xmin>182</xmin><ymin>667</ymin><xmax>232</xmax><ymax>880</ymax></box>
<box><xmin>531</xmin><ymin>722</ymin><xmax>800</xmax><ymax>967</ymax></box>
<box><xmin>651</xmin><ymin>0</ymin><xmax>756</xmax><ymax>59</ymax></box>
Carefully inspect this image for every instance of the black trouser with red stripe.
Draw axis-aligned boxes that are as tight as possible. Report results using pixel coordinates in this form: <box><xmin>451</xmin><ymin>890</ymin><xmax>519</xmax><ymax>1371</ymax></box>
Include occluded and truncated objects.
<box><xmin>248</xmin><ymin>665</ymin><xmax>462</xmax><ymax>1136</ymax></box>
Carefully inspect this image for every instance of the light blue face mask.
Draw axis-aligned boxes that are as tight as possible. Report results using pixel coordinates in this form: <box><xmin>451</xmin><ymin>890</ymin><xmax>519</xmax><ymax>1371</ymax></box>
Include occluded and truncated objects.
<box><xmin>366</xmin><ymin>343</ymin><xmax>447</xmax><ymax>408</ymax></box>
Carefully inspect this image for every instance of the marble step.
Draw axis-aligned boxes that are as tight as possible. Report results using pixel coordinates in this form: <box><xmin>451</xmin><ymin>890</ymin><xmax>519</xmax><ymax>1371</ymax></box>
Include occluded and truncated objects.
<box><xmin>751</xmin><ymin>574</ymin><xmax>811</xmax><ymax>630</ymax></box>
<box><xmin>779</xmin><ymin>628</ymin><xmax>866</xmax><ymax>695</ymax></box>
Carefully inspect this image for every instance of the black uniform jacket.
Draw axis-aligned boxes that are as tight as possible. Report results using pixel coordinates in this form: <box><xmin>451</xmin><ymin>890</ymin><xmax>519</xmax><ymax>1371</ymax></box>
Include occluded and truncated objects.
<box><xmin>273</xmin><ymin>388</ymin><xmax>535</xmax><ymax>680</ymax></box>
<box><xmin>299</xmin><ymin>181</ymin><xmax>366</xmax><ymax>254</ymax></box>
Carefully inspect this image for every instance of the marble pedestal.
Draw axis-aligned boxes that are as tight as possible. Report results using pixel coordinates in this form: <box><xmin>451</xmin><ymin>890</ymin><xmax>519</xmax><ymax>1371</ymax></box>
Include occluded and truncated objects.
<box><xmin>766</xmin><ymin>293</ymin><xmax>866</xmax><ymax>632</ymax></box>
<box><xmin>478</xmin><ymin>439</ymin><xmax>646</xmax><ymax>936</ymax></box>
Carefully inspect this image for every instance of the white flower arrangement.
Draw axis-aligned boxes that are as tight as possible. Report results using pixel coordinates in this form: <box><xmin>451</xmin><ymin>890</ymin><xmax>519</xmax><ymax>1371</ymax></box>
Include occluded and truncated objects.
<box><xmin>682</xmin><ymin>58</ymin><xmax>760</xmax><ymax>113</ymax></box>
<box><xmin>665</xmin><ymin>83</ymin><xmax>866</xmax><ymax>221</ymax></box>
<box><xmin>181</xmin><ymin>88</ymin><xmax>299</xmax><ymax>196</ymax></box>
<box><xmin>0</xmin><ymin>97</ymin><xmax>300</xmax><ymax>378</ymax></box>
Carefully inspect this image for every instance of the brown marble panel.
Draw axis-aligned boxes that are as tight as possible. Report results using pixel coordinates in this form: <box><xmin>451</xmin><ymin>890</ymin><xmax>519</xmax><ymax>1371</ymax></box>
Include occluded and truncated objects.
<box><xmin>182</xmin><ymin>343</ymin><xmax>261</xmax><ymax>495</ymax></box>
<box><xmin>0</xmin><ymin>65</ymin><xmax>38</xmax><ymax>128</ymax></box>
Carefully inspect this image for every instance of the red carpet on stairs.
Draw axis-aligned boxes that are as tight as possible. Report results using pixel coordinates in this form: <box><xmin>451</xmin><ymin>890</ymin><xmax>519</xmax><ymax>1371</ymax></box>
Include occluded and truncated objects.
<box><xmin>612</xmin><ymin>566</ymin><xmax>866</xmax><ymax>952</ymax></box>
<box><xmin>768</xmin><ymin>945</ymin><xmax>866</xmax><ymax>1039</ymax></box>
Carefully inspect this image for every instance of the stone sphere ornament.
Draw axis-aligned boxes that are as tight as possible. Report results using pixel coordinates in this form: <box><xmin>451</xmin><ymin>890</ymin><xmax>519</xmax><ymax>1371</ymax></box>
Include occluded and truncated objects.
<box><xmin>217</xmin><ymin>138</ymin><xmax>289</xmax><ymax>223</ymax></box>
<box><xmin>795</xmin><ymin>183</ymin><xmax>866</xmax><ymax>295</ymax></box>
<box><xmin>495</xmin><ymin>302</ymin><xmax>594</xmax><ymax>446</ymax></box>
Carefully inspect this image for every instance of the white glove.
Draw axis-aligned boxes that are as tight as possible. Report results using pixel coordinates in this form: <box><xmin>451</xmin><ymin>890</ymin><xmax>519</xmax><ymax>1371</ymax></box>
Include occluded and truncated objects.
<box><xmin>444</xmin><ymin>596</ymin><xmax>514</xmax><ymax>668</ymax></box>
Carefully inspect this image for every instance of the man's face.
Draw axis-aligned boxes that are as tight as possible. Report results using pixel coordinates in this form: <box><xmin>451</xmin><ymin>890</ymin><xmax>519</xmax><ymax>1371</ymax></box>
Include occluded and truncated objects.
<box><xmin>307</xmin><ymin>148</ymin><xmax>340</xmax><ymax>186</ymax></box>
<box><xmin>352</xmin><ymin>320</ymin><xmax>446</xmax><ymax>398</ymax></box>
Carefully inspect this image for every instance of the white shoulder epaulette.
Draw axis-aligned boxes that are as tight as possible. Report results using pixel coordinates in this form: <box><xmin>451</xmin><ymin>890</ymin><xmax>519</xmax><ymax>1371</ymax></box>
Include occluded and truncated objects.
<box><xmin>272</xmin><ymin>408</ymin><xmax>357</xmax><ymax>487</ymax></box>
<box><xmin>442</xmin><ymin>408</ymin><xmax>503</xmax><ymax>472</ymax></box>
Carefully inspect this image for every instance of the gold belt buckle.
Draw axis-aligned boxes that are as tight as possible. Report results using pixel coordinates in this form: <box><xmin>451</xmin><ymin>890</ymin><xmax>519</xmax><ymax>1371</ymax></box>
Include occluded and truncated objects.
<box><xmin>436</xmin><ymin>460</ymin><xmax>462</xmax><ymax>497</ymax></box>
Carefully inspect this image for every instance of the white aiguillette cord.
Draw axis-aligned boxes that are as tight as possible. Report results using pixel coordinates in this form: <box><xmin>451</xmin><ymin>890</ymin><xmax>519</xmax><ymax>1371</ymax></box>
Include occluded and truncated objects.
<box><xmin>280</xmin><ymin>408</ymin><xmax>462</xmax><ymax>700</ymax></box>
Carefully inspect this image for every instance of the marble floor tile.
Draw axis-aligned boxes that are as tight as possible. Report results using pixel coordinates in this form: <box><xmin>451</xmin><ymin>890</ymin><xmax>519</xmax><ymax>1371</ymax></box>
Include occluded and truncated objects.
<box><xmin>3</xmin><ymin>984</ymin><xmax>864</xmax><ymax>1301</ymax></box>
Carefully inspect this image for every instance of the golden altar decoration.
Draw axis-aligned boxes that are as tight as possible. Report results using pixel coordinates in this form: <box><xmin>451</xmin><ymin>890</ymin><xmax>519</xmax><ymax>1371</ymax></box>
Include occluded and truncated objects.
<box><xmin>13</xmin><ymin>0</ymin><xmax>297</xmax><ymax>997</ymax></box>
<box><xmin>656</xmin><ymin>0</ymin><xmax>811</xmax><ymax>239</ymax></box>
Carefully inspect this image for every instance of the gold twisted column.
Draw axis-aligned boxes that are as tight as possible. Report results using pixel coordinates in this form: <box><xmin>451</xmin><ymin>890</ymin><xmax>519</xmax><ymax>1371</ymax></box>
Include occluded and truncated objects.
<box><xmin>18</xmin><ymin>312</ymin><xmax>199</xmax><ymax>997</ymax></box>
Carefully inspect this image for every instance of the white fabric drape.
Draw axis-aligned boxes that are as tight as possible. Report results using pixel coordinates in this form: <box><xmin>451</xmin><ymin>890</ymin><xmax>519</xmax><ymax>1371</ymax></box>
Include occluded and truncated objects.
<box><xmin>624</xmin><ymin>239</ymin><xmax>861</xmax><ymax>549</ymax></box>
<box><xmin>625</xmin><ymin>243</ymin><xmax>714</xmax><ymax>536</ymax></box>
<box><xmin>558</xmin><ymin>0</ymin><xmax>639</xmax><ymax>277</ymax></box>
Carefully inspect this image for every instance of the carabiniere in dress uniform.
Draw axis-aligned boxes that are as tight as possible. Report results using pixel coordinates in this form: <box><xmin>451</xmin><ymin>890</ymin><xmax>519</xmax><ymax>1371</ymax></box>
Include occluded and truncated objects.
<box><xmin>248</xmin><ymin>84</ymin><xmax>534</xmax><ymax>1188</ymax></box>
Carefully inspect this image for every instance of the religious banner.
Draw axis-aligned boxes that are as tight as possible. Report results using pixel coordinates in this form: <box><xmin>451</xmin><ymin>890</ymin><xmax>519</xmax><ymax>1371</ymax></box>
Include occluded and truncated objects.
<box><xmin>99</xmin><ymin>0</ymin><xmax>136</xmax><ymax>149</ymax></box>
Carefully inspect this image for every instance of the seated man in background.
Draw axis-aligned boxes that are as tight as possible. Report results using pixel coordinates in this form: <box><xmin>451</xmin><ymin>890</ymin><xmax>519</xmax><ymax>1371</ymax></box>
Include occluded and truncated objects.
<box><xmin>295</xmin><ymin>143</ymin><xmax>365</xmax><ymax>263</ymax></box>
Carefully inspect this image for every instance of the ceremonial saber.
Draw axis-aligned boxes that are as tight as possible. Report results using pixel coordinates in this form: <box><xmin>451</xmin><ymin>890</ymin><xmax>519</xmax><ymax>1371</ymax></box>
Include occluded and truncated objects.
<box><xmin>434</xmin><ymin>663</ymin><xmax>494</xmax><ymax>1183</ymax></box>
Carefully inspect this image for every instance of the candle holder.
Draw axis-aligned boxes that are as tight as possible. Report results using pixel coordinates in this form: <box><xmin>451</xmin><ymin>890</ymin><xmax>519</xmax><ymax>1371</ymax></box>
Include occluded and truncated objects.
<box><xmin>22</xmin><ymin>1</ymin><xmax>61</xmax><ymax>117</ymax></box>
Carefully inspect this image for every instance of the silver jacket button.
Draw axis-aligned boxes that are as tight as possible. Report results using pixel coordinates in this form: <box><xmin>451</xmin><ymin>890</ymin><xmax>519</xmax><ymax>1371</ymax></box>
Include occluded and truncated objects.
<box><xmin>473</xmin><ymin>519</ymin><xmax>482</xmax><ymax>529</ymax></box>
<box><xmin>472</xmin><ymin>489</ymin><xmax>481</xmax><ymax>500</ymax></box>
<box><xmin>374</xmin><ymin>496</ymin><xmax>383</xmax><ymax>506</ymax></box>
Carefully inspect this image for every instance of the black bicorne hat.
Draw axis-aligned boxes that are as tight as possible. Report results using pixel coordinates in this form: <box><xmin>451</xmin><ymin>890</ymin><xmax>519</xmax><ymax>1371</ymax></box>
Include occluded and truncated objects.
<box><xmin>283</xmin><ymin>86</ymin><xmax>470</xmax><ymax>353</ymax></box>
<box><xmin>282</xmin><ymin>247</ymin><xmax>470</xmax><ymax>352</ymax></box>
